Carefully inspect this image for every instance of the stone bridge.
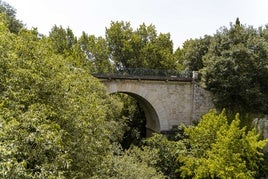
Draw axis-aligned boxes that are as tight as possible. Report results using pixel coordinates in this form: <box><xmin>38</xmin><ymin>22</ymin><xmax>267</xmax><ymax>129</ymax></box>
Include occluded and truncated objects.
<box><xmin>94</xmin><ymin>70</ymin><xmax>213</xmax><ymax>135</ymax></box>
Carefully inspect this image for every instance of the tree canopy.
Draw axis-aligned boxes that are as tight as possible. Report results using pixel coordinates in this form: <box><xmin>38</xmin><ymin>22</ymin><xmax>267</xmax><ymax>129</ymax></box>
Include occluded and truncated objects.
<box><xmin>179</xmin><ymin>110</ymin><xmax>268</xmax><ymax>178</ymax></box>
<box><xmin>201</xmin><ymin>19</ymin><xmax>268</xmax><ymax>115</ymax></box>
<box><xmin>0</xmin><ymin>0</ymin><xmax>23</xmax><ymax>33</ymax></box>
<box><xmin>1</xmin><ymin>2</ymin><xmax>268</xmax><ymax>177</ymax></box>
<box><xmin>0</xmin><ymin>13</ymin><xmax>163</xmax><ymax>178</ymax></box>
<box><xmin>177</xmin><ymin>18</ymin><xmax>268</xmax><ymax>116</ymax></box>
<box><xmin>106</xmin><ymin>21</ymin><xmax>179</xmax><ymax>70</ymax></box>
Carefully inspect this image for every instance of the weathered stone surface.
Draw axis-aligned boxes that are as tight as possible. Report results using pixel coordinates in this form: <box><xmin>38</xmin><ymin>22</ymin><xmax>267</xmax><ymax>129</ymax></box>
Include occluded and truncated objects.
<box><xmin>253</xmin><ymin>118</ymin><xmax>268</xmax><ymax>150</ymax></box>
<box><xmin>100</xmin><ymin>79</ymin><xmax>213</xmax><ymax>133</ymax></box>
<box><xmin>192</xmin><ymin>82</ymin><xmax>214</xmax><ymax>121</ymax></box>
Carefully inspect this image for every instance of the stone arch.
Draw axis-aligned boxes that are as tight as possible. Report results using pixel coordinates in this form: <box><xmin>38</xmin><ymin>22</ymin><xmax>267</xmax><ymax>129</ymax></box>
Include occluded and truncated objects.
<box><xmin>112</xmin><ymin>91</ymin><xmax>160</xmax><ymax>136</ymax></box>
<box><xmin>100</xmin><ymin>78</ymin><xmax>212</xmax><ymax>133</ymax></box>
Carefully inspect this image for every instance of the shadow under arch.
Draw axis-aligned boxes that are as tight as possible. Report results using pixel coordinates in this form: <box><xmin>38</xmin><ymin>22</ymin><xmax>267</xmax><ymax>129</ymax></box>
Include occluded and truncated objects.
<box><xmin>113</xmin><ymin>91</ymin><xmax>160</xmax><ymax>137</ymax></box>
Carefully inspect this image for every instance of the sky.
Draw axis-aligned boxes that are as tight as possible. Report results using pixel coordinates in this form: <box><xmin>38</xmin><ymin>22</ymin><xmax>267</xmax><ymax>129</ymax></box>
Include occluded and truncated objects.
<box><xmin>4</xmin><ymin>0</ymin><xmax>268</xmax><ymax>49</ymax></box>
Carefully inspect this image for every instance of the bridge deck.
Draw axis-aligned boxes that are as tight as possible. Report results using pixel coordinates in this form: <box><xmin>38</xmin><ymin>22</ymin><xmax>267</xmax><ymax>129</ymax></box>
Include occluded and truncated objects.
<box><xmin>93</xmin><ymin>74</ymin><xmax>193</xmax><ymax>82</ymax></box>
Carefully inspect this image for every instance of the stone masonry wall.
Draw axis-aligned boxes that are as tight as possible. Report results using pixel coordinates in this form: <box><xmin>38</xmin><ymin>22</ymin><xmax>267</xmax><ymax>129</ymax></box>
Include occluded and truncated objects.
<box><xmin>102</xmin><ymin>78</ymin><xmax>214</xmax><ymax>131</ymax></box>
<box><xmin>253</xmin><ymin>118</ymin><xmax>268</xmax><ymax>151</ymax></box>
<box><xmin>192</xmin><ymin>82</ymin><xmax>214</xmax><ymax>121</ymax></box>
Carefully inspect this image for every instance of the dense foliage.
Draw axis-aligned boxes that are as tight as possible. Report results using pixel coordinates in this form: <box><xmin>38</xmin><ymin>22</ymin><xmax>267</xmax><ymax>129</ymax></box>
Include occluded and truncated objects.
<box><xmin>106</xmin><ymin>21</ymin><xmax>181</xmax><ymax>70</ymax></box>
<box><xmin>179</xmin><ymin>18</ymin><xmax>268</xmax><ymax>117</ymax></box>
<box><xmin>202</xmin><ymin>19</ymin><xmax>268</xmax><ymax>115</ymax></box>
<box><xmin>179</xmin><ymin>35</ymin><xmax>211</xmax><ymax>71</ymax></box>
<box><xmin>0</xmin><ymin>0</ymin><xmax>23</xmax><ymax>33</ymax></box>
<box><xmin>1</xmin><ymin>1</ymin><xmax>268</xmax><ymax>178</ymax></box>
<box><xmin>115</xmin><ymin>94</ymin><xmax>146</xmax><ymax>149</ymax></box>
<box><xmin>0</xmin><ymin>12</ymin><xmax>163</xmax><ymax>178</ymax></box>
<box><xmin>179</xmin><ymin>110</ymin><xmax>268</xmax><ymax>178</ymax></box>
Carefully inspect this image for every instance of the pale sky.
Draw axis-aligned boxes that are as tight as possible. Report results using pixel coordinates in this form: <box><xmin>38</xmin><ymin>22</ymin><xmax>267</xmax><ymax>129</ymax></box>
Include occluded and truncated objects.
<box><xmin>4</xmin><ymin>0</ymin><xmax>268</xmax><ymax>49</ymax></box>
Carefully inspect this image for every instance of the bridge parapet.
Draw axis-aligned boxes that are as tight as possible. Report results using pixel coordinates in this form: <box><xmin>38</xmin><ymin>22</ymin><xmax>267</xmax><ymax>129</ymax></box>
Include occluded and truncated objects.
<box><xmin>92</xmin><ymin>68</ymin><xmax>192</xmax><ymax>81</ymax></box>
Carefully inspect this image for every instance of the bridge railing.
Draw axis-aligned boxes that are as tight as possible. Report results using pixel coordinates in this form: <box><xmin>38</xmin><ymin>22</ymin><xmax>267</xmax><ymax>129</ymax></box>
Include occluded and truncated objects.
<box><xmin>92</xmin><ymin>68</ymin><xmax>193</xmax><ymax>81</ymax></box>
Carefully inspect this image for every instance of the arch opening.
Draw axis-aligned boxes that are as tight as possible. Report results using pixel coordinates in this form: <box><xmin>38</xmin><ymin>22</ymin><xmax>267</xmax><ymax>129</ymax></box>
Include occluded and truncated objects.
<box><xmin>112</xmin><ymin>91</ymin><xmax>160</xmax><ymax>137</ymax></box>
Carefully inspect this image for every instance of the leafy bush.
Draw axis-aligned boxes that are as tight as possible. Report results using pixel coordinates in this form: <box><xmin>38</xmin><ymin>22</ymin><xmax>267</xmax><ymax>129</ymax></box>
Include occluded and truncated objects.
<box><xmin>178</xmin><ymin>110</ymin><xmax>268</xmax><ymax>178</ymax></box>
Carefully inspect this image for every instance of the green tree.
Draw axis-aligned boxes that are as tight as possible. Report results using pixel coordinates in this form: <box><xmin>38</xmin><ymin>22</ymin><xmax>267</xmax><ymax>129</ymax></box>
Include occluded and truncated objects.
<box><xmin>173</xmin><ymin>47</ymin><xmax>185</xmax><ymax>71</ymax></box>
<box><xmin>106</xmin><ymin>21</ymin><xmax>177</xmax><ymax>70</ymax></box>
<box><xmin>0</xmin><ymin>0</ymin><xmax>23</xmax><ymax>33</ymax></box>
<box><xmin>48</xmin><ymin>26</ymin><xmax>94</xmax><ymax>71</ymax></box>
<box><xmin>105</xmin><ymin>21</ymin><xmax>135</xmax><ymax>68</ymax></box>
<box><xmin>144</xmin><ymin>133</ymin><xmax>185</xmax><ymax>178</ymax></box>
<box><xmin>202</xmin><ymin>19</ymin><xmax>268</xmax><ymax>115</ymax></box>
<box><xmin>0</xmin><ymin>18</ymin><xmax>124</xmax><ymax>178</ymax></box>
<box><xmin>178</xmin><ymin>110</ymin><xmax>268</xmax><ymax>178</ymax></box>
<box><xmin>48</xmin><ymin>25</ymin><xmax>77</xmax><ymax>55</ymax></box>
<box><xmin>78</xmin><ymin>32</ymin><xmax>113</xmax><ymax>73</ymax></box>
<box><xmin>259</xmin><ymin>24</ymin><xmax>268</xmax><ymax>41</ymax></box>
<box><xmin>0</xmin><ymin>16</ymin><xmax>169</xmax><ymax>178</ymax></box>
<box><xmin>143</xmin><ymin>32</ymin><xmax>177</xmax><ymax>69</ymax></box>
<box><xmin>95</xmin><ymin>145</ymin><xmax>164</xmax><ymax>178</ymax></box>
<box><xmin>115</xmin><ymin>94</ymin><xmax>146</xmax><ymax>149</ymax></box>
<box><xmin>180</xmin><ymin>35</ymin><xmax>211</xmax><ymax>71</ymax></box>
